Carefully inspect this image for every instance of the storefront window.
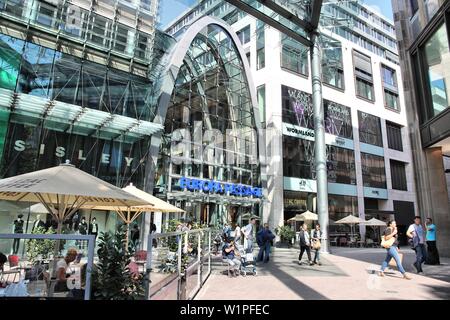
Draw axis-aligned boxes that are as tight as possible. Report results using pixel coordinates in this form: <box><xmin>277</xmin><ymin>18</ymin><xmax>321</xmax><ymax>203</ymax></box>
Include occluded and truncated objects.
<box><xmin>361</xmin><ymin>152</ymin><xmax>387</xmax><ymax>189</ymax></box>
<box><xmin>358</xmin><ymin>111</ymin><xmax>383</xmax><ymax>147</ymax></box>
<box><xmin>283</xmin><ymin>136</ymin><xmax>356</xmax><ymax>184</ymax></box>
<box><xmin>423</xmin><ymin>23</ymin><xmax>450</xmax><ymax>117</ymax></box>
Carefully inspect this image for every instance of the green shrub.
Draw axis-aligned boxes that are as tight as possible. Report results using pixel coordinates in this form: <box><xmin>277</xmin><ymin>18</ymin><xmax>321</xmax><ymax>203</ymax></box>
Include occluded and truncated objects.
<box><xmin>92</xmin><ymin>225</ymin><xmax>143</xmax><ymax>300</ymax></box>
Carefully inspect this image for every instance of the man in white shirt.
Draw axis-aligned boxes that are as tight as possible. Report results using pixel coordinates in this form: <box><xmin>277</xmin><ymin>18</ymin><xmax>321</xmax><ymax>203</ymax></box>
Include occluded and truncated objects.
<box><xmin>407</xmin><ymin>216</ymin><xmax>427</xmax><ymax>273</ymax></box>
<box><xmin>242</xmin><ymin>218</ymin><xmax>256</xmax><ymax>253</ymax></box>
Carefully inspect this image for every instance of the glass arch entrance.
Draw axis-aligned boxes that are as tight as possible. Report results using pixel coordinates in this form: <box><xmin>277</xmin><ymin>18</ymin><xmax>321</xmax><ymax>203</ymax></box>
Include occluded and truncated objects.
<box><xmin>153</xmin><ymin>18</ymin><xmax>263</xmax><ymax>228</ymax></box>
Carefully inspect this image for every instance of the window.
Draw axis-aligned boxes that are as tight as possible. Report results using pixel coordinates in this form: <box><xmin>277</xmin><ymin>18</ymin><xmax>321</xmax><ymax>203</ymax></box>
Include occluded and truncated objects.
<box><xmin>257</xmin><ymin>85</ymin><xmax>265</xmax><ymax>127</ymax></box>
<box><xmin>281</xmin><ymin>35</ymin><xmax>308</xmax><ymax>76</ymax></box>
<box><xmin>353</xmin><ymin>51</ymin><xmax>374</xmax><ymax>101</ymax></box>
<box><xmin>282</xmin><ymin>137</ymin><xmax>356</xmax><ymax>185</ymax></box>
<box><xmin>386</xmin><ymin>122</ymin><xmax>403</xmax><ymax>151</ymax></box>
<box><xmin>358</xmin><ymin>111</ymin><xmax>383</xmax><ymax>147</ymax></box>
<box><xmin>410</xmin><ymin>0</ymin><xmax>419</xmax><ymax>16</ymax></box>
<box><xmin>390</xmin><ymin>160</ymin><xmax>407</xmax><ymax>190</ymax></box>
<box><xmin>322</xmin><ymin>36</ymin><xmax>344</xmax><ymax>89</ymax></box>
<box><xmin>384</xmin><ymin>89</ymin><xmax>400</xmax><ymax>110</ymax></box>
<box><xmin>381</xmin><ymin>65</ymin><xmax>397</xmax><ymax>88</ymax></box>
<box><xmin>256</xmin><ymin>21</ymin><xmax>265</xmax><ymax>70</ymax></box>
<box><xmin>237</xmin><ymin>25</ymin><xmax>251</xmax><ymax>45</ymax></box>
<box><xmin>423</xmin><ymin>23</ymin><xmax>450</xmax><ymax>117</ymax></box>
<box><xmin>361</xmin><ymin>153</ymin><xmax>387</xmax><ymax>189</ymax></box>
<box><xmin>246</xmin><ymin>52</ymin><xmax>251</xmax><ymax>66</ymax></box>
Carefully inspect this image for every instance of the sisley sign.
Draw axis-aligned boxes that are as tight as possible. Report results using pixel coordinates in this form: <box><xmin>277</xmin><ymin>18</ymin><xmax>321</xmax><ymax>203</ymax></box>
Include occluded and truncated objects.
<box><xmin>178</xmin><ymin>176</ymin><xmax>263</xmax><ymax>198</ymax></box>
<box><xmin>12</xmin><ymin>140</ymin><xmax>135</xmax><ymax>166</ymax></box>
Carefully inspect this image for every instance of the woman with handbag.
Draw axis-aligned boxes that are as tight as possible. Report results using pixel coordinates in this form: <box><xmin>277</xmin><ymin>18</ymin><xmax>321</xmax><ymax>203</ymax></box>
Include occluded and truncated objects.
<box><xmin>311</xmin><ymin>224</ymin><xmax>322</xmax><ymax>266</ymax></box>
<box><xmin>379</xmin><ymin>220</ymin><xmax>411</xmax><ymax>280</ymax></box>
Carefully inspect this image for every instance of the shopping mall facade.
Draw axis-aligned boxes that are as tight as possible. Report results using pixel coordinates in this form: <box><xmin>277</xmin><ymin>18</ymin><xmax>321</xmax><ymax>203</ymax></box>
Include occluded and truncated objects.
<box><xmin>0</xmin><ymin>0</ymin><xmax>264</xmax><ymax>240</ymax></box>
<box><xmin>167</xmin><ymin>0</ymin><xmax>419</xmax><ymax>244</ymax></box>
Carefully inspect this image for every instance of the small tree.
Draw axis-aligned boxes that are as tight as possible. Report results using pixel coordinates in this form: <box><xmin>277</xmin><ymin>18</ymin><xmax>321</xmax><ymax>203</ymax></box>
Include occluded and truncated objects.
<box><xmin>275</xmin><ymin>225</ymin><xmax>296</xmax><ymax>247</ymax></box>
<box><xmin>92</xmin><ymin>225</ymin><xmax>143</xmax><ymax>300</ymax></box>
<box><xmin>26</xmin><ymin>226</ymin><xmax>56</xmax><ymax>264</ymax></box>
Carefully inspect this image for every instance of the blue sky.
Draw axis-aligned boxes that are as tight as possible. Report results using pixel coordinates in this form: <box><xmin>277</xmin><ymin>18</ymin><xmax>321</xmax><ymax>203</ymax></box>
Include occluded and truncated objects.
<box><xmin>158</xmin><ymin>0</ymin><xmax>394</xmax><ymax>30</ymax></box>
<box><xmin>363</xmin><ymin>0</ymin><xmax>393</xmax><ymax>20</ymax></box>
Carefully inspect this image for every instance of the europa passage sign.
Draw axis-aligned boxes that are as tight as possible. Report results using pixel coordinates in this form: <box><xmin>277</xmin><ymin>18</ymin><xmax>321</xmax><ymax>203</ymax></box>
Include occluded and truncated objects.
<box><xmin>178</xmin><ymin>176</ymin><xmax>263</xmax><ymax>198</ymax></box>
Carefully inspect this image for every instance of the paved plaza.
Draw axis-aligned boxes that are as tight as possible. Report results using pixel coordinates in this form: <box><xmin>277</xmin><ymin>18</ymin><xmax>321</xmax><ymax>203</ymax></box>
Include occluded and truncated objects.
<box><xmin>195</xmin><ymin>247</ymin><xmax>450</xmax><ymax>300</ymax></box>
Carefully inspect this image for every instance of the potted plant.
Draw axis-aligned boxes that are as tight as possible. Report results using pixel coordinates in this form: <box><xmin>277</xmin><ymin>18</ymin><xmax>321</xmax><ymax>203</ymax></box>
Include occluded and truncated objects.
<box><xmin>275</xmin><ymin>225</ymin><xmax>296</xmax><ymax>248</ymax></box>
<box><xmin>92</xmin><ymin>225</ymin><xmax>144</xmax><ymax>300</ymax></box>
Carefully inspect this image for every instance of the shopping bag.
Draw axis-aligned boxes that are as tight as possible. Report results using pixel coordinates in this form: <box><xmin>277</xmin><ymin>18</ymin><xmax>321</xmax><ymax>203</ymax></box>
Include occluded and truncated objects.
<box><xmin>389</xmin><ymin>253</ymin><xmax>403</xmax><ymax>268</ymax></box>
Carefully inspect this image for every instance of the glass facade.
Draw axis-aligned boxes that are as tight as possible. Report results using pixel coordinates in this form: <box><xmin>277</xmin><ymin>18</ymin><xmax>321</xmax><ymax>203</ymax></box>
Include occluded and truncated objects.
<box><xmin>322</xmin><ymin>35</ymin><xmax>344</xmax><ymax>90</ymax></box>
<box><xmin>358</xmin><ymin>111</ymin><xmax>383</xmax><ymax>147</ymax></box>
<box><xmin>155</xmin><ymin>23</ymin><xmax>261</xmax><ymax>225</ymax></box>
<box><xmin>423</xmin><ymin>23</ymin><xmax>450</xmax><ymax>117</ymax></box>
<box><xmin>0</xmin><ymin>33</ymin><xmax>158</xmax><ymax>187</ymax></box>
<box><xmin>282</xmin><ymin>85</ymin><xmax>353</xmax><ymax>139</ymax></box>
<box><xmin>0</xmin><ymin>0</ymin><xmax>157</xmax><ymax>63</ymax></box>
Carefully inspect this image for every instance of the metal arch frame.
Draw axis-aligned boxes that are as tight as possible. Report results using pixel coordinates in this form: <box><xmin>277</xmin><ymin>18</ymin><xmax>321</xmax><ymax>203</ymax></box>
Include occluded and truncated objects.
<box><xmin>144</xmin><ymin>15</ymin><xmax>265</xmax><ymax>195</ymax></box>
<box><xmin>153</xmin><ymin>15</ymin><xmax>261</xmax><ymax>129</ymax></box>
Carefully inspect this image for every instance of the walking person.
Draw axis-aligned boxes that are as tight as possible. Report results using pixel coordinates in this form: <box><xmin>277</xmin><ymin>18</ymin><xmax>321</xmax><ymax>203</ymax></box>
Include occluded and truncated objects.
<box><xmin>407</xmin><ymin>216</ymin><xmax>427</xmax><ymax>274</ymax></box>
<box><xmin>298</xmin><ymin>224</ymin><xmax>314</xmax><ymax>266</ymax></box>
<box><xmin>379</xmin><ymin>221</ymin><xmax>411</xmax><ymax>280</ymax></box>
<box><xmin>257</xmin><ymin>223</ymin><xmax>275</xmax><ymax>263</ymax></box>
<box><xmin>242</xmin><ymin>217</ymin><xmax>256</xmax><ymax>253</ymax></box>
<box><xmin>310</xmin><ymin>224</ymin><xmax>322</xmax><ymax>266</ymax></box>
<box><xmin>425</xmin><ymin>218</ymin><xmax>440</xmax><ymax>265</ymax></box>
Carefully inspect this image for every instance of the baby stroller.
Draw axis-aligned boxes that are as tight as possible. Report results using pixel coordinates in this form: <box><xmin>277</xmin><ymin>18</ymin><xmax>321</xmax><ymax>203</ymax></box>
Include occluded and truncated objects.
<box><xmin>236</xmin><ymin>243</ymin><xmax>257</xmax><ymax>276</ymax></box>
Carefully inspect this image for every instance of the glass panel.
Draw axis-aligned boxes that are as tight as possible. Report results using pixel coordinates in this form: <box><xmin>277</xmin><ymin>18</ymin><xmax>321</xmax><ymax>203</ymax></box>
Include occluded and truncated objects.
<box><xmin>423</xmin><ymin>23</ymin><xmax>450</xmax><ymax>117</ymax></box>
<box><xmin>281</xmin><ymin>35</ymin><xmax>308</xmax><ymax>76</ymax></box>
<box><xmin>361</xmin><ymin>153</ymin><xmax>386</xmax><ymax>189</ymax></box>
<box><xmin>358</xmin><ymin>111</ymin><xmax>383</xmax><ymax>147</ymax></box>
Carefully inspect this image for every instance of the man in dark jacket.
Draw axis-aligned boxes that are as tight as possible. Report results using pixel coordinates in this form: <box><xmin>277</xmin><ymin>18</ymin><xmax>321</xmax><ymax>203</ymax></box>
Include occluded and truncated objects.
<box><xmin>257</xmin><ymin>223</ymin><xmax>275</xmax><ymax>263</ymax></box>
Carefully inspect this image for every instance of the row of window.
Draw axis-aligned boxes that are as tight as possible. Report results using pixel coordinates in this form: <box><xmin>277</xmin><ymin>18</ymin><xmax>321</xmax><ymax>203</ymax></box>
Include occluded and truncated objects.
<box><xmin>282</xmin><ymin>135</ymin><xmax>408</xmax><ymax>190</ymax></box>
<box><xmin>279</xmin><ymin>85</ymin><xmax>404</xmax><ymax>150</ymax></box>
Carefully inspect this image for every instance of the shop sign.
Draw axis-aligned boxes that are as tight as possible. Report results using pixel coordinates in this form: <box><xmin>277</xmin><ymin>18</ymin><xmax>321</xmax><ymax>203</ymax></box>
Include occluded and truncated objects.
<box><xmin>11</xmin><ymin>140</ymin><xmax>135</xmax><ymax>166</ymax></box>
<box><xmin>282</xmin><ymin>124</ymin><xmax>315</xmax><ymax>141</ymax></box>
<box><xmin>178</xmin><ymin>176</ymin><xmax>263</xmax><ymax>198</ymax></box>
<box><xmin>363</xmin><ymin>187</ymin><xmax>388</xmax><ymax>199</ymax></box>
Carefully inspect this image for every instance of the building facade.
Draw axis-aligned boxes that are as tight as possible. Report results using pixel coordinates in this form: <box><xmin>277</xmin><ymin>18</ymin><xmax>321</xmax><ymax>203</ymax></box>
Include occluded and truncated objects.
<box><xmin>0</xmin><ymin>1</ymin><xmax>264</xmax><ymax>244</ymax></box>
<box><xmin>0</xmin><ymin>0</ymin><xmax>165</xmax><ymax>238</ymax></box>
<box><xmin>167</xmin><ymin>0</ymin><xmax>418</xmax><ymax>244</ymax></box>
<box><xmin>392</xmin><ymin>0</ymin><xmax>450</xmax><ymax>256</ymax></box>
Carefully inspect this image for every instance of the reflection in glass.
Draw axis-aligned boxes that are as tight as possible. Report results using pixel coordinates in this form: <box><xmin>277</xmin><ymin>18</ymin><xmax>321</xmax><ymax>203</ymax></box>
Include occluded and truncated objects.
<box><xmin>424</xmin><ymin>23</ymin><xmax>450</xmax><ymax>117</ymax></box>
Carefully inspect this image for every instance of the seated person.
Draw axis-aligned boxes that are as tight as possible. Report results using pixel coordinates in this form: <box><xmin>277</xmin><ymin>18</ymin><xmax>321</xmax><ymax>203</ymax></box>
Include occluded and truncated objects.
<box><xmin>55</xmin><ymin>248</ymin><xmax>78</xmax><ymax>292</ymax></box>
<box><xmin>222</xmin><ymin>238</ymin><xmax>241</xmax><ymax>277</ymax></box>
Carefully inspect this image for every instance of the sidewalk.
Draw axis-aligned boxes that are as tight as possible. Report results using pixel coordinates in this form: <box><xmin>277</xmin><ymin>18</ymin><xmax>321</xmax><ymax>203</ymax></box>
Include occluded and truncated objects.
<box><xmin>195</xmin><ymin>247</ymin><xmax>450</xmax><ymax>300</ymax></box>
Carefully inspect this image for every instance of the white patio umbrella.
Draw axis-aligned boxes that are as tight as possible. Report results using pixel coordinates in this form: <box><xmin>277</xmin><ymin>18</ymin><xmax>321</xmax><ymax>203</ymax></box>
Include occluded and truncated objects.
<box><xmin>360</xmin><ymin>218</ymin><xmax>387</xmax><ymax>242</ymax></box>
<box><xmin>335</xmin><ymin>214</ymin><xmax>364</xmax><ymax>239</ymax></box>
<box><xmin>86</xmin><ymin>183</ymin><xmax>185</xmax><ymax>247</ymax></box>
<box><xmin>298</xmin><ymin>210</ymin><xmax>318</xmax><ymax>221</ymax></box>
<box><xmin>0</xmin><ymin>162</ymin><xmax>151</xmax><ymax>234</ymax></box>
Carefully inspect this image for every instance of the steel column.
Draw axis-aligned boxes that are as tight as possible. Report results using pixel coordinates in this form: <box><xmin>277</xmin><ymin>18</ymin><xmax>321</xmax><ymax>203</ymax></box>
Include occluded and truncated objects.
<box><xmin>310</xmin><ymin>31</ymin><xmax>330</xmax><ymax>254</ymax></box>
